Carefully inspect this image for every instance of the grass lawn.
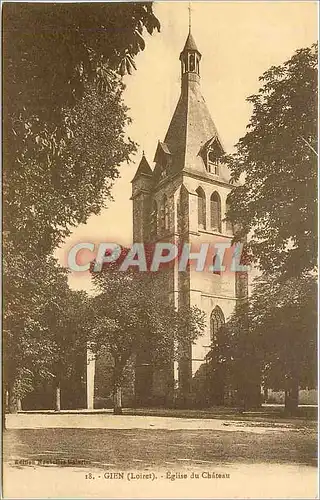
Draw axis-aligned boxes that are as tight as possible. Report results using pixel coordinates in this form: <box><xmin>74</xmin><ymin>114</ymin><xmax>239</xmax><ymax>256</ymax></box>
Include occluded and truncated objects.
<box><xmin>4</xmin><ymin>425</ymin><xmax>317</xmax><ymax>471</ymax></box>
<box><xmin>124</xmin><ymin>405</ymin><xmax>318</xmax><ymax>424</ymax></box>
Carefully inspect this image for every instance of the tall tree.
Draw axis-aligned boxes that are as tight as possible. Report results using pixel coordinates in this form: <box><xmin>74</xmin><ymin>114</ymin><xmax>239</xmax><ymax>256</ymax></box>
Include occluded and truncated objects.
<box><xmin>3</xmin><ymin>245</ymin><xmax>90</xmax><ymax>413</ymax></box>
<box><xmin>224</xmin><ymin>43</ymin><xmax>318</xmax><ymax>413</ymax></box>
<box><xmin>208</xmin><ymin>272</ymin><xmax>317</xmax><ymax>414</ymax></box>
<box><xmin>3</xmin><ymin>3</ymin><xmax>160</xmax><ymax>254</ymax></box>
<box><xmin>46</xmin><ymin>289</ymin><xmax>90</xmax><ymax>412</ymax></box>
<box><xmin>90</xmin><ymin>262</ymin><xmax>205</xmax><ymax>413</ymax></box>
<box><xmin>2</xmin><ymin>3</ymin><xmax>161</xmax><ymax>414</ymax></box>
<box><xmin>250</xmin><ymin>273</ymin><xmax>317</xmax><ymax>414</ymax></box>
<box><xmin>3</xmin><ymin>251</ymin><xmax>64</xmax><ymax>411</ymax></box>
<box><xmin>207</xmin><ymin>301</ymin><xmax>262</xmax><ymax>410</ymax></box>
<box><xmin>226</xmin><ymin>43</ymin><xmax>317</xmax><ymax>277</ymax></box>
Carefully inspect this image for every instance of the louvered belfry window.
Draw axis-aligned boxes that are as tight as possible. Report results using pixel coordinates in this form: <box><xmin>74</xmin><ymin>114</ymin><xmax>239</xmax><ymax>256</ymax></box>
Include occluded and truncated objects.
<box><xmin>225</xmin><ymin>195</ymin><xmax>233</xmax><ymax>234</ymax></box>
<box><xmin>210</xmin><ymin>192</ymin><xmax>221</xmax><ymax>231</ymax></box>
<box><xmin>196</xmin><ymin>187</ymin><xmax>206</xmax><ymax>229</ymax></box>
<box><xmin>150</xmin><ymin>200</ymin><xmax>158</xmax><ymax>236</ymax></box>
<box><xmin>160</xmin><ymin>195</ymin><xmax>169</xmax><ymax>232</ymax></box>
<box><xmin>189</xmin><ymin>53</ymin><xmax>195</xmax><ymax>72</ymax></box>
<box><xmin>164</xmin><ymin>195</ymin><xmax>169</xmax><ymax>230</ymax></box>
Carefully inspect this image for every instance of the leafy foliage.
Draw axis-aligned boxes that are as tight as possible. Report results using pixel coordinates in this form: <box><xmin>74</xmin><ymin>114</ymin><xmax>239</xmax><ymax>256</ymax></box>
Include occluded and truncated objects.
<box><xmin>3</xmin><ymin>3</ymin><xmax>160</xmax><ymax>116</ymax></box>
<box><xmin>2</xmin><ymin>3</ymin><xmax>160</xmax><ymax>410</ymax></box>
<box><xmin>251</xmin><ymin>273</ymin><xmax>317</xmax><ymax>393</ymax></box>
<box><xmin>220</xmin><ymin>44</ymin><xmax>318</xmax><ymax>412</ymax></box>
<box><xmin>4</xmin><ymin>81</ymin><xmax>136</xmax><ymax>255</ymax></box>
<box><xmin>3</xmin><ymin>243</ymin><xmax>90</xmax><ymax>407</ymax></box>
<box><xmin>226</xmin><ymin>43</ymin><xmax>318</xmax><ymax>277</ymax></box>
<box><xmin>208</xmin><ymin>271</ymin><xmax>317</xmax><ymax>410</ymax></box>
<box><xmin>207</xmin><ymin>301</ymin><xmax>261</xmax><ymax>408</ymax></box>
<box><xmin>89</xmin><ymin>261</ymin><xmax>205</xmax><ymax>411</ymax></box>
<box><xmin>3</xmin><ymin>3</ymin><xmax>160</xmax><ymax>253</ymax></box>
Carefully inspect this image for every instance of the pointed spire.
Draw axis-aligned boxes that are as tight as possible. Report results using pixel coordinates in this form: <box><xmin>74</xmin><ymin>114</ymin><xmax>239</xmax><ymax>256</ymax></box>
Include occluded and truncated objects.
<box><xmin>180</xmin><ymin>33</ymin><xmax>201</xmax><ymax>81</ymax></box>
<box><xmin>180</xmin><ymin>6</ymin><xmax>201</xmax><ymax>79</ymax></box>
<box><xmin>152</xmin><ymin>23</ymin><xmax>225</xmax><ymax>181</ymax></box>
<box><xmin>132</xmin><ymin>153</ymin><xmax>152</xmax><ymax>182</ymax></box>
<box><xmin>152</xmin><ymin>18</ymin><xmax>229</xmax><ymax>185</ymax></box>
<box><xmin>182</xmin><ymin>32</ymin><xmax>200</xmax><ymax>53</ymax></box>
<box><xmin>182</xmin><ymin>3</ymin><xmax>200</xmax><ymax>54</ymax></box>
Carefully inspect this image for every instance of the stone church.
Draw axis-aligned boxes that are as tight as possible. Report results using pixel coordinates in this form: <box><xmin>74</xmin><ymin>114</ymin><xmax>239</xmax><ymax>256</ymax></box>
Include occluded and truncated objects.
<box><xmin>23</xmin><ymin>28</ymin><xmax>248</xmax><ymax>411</ymax></box>
<box><xmin>130</xmin><ymin>29</ymin><xmax>248</xmax><ymax>407</ymax></box>
<box><xmin>19</xmin><ymin>28</ymin><xmax>318</xmax><ymax>413</ymax></box>
<box><xmin>20</xmin><ymin>29</ymin><xmax>316</xmax><ymax>412</ymax></box>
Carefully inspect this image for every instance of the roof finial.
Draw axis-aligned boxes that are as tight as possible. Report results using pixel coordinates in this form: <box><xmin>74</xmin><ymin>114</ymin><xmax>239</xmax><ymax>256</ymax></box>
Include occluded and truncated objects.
<box><xmin>188</xmin><ymin>2</ymin><xmax>192</xmax><ymax>33</ymax></box>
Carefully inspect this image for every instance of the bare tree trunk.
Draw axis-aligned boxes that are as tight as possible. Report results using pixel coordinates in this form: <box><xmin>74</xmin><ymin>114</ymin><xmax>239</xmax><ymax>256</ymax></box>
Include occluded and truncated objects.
<box><xmin>8</xmin><ymin>385</ymin><xmax>18</xmax><ymax>414</ymax></box>
<box><xmin>55</xmin><ymin>382</ymin><xmax>61</xmax><ymax>412</ymax></box>
<box><xmin>285</xmin><ymin>376</ymin><xmax>299</xmax><ymax>416</ymax></box>
<box><xmin>17</xmin><ymin>398</ymin><xmax>22</xmax><ymax>411</ymax></box>
<box><xmin>114</xmin><ymin>384</ymin><xmax>122</xmax><ymax>415</ymax></box>
<box><xmin>2</xmin><ymin>387</ymin><xmax>9</xmax><ymax>430</ymax></box>
<box><xmin>263</xmin><ymin>386</ymin><xmax>268</xmax><ymax>403</ymax></box>
<box><xmin>113</xmin><ymin>358</ymin><xmax>123</xmax><ymax>415</ymax></box>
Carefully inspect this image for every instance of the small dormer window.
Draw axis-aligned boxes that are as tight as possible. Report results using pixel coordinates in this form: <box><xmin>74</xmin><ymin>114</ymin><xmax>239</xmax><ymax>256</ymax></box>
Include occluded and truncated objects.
<box><xmin>160</xmin><ymin>156</ymin><xmax>171</xmax><ymax>180</ymax></box>
<box><xmin>208</xmin><ymin>150</ymin><xmax>220</xmax><ymax>175</ymax></box>
<box><xmin>154</xmin><ymin>141</ymin><xmax>172</xmax><ymax>183</ymax></box>
<box><xmin>200</xmin><ymin>137</ymin><xmax>224</xmax><ymax>175</ymax></box>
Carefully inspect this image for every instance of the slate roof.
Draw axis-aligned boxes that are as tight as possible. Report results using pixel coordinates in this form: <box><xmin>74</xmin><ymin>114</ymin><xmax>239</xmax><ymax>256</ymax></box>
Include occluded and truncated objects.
<box><xmin>182</xmin><ymin>32</ymin><xmax>200</xmax><ymax>53</ymax></box>
<box><xmin>159</xmin><ymin>33</ymin><xmax>231</xmax><ymax>183</ymax></box>
<box><xmin>134</xmin><ymin>31</ymin><xmax>231</xmax><ymax>186</ymax></box>
<box><xmin>132</xmin><ymin>154</ymin><xmax>152</xmax><ymax>181</ymax></box>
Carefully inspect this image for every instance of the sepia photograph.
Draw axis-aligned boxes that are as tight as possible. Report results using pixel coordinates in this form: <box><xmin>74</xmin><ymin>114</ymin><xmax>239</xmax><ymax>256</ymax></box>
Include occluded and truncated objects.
<box><xmin>2</xmin><ymin>1</ymin><xmax>318</xmax><ymax>498</ymax></box>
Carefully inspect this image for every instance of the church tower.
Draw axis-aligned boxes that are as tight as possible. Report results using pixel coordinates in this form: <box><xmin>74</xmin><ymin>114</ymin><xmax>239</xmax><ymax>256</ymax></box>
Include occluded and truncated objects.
<box><xmin>132</xmin><ymin>28</ymin><xmax>247</xmax><ymax>407</ymax></box>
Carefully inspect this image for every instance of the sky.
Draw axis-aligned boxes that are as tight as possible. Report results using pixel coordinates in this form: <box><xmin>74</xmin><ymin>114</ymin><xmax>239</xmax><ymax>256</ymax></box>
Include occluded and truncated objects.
<box><xmin>55</xmin><ymin>1</ymin><xmax>318</xmax><ymax>291</ymax></box>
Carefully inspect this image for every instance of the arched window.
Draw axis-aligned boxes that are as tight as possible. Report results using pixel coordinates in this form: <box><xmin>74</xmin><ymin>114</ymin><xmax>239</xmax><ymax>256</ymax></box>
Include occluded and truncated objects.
<box><xmin>189</xmin><ymin>53</ymin><xmax>195</xmax><ymax>72</ymax></box>
<box><xmin>210</xmin><ymin>192</ymin><xmax>221</xmax><ymax>232</ymax></box>
<box><xmin>150</xmin><ymin>200</ymin><xmax>158</xmax><ymax>237</ymax></box>
<box><xmin>210</xmin><ymin>306</ymin><xmax>225</xmax><ymax>341</ymax></box>
<box><xmin>225</xmin><ymin>195</ymin><xmax>233</xmax><ymax>234</ymax></box>
<box><xmin>196</xmin><ymin>187</ymin><xmax>206</xmax><ymax>229</ymax></box>
<box><xmin>160</xmin><ymin>195</ymin><xmax>169</xmax><ymax>232</ymax></box>
<box><xmin>178</xmin><ymin>186</ymin><xmax>188</xmax><ymax>234</ymax></box>
<box><xmin>164</xmin><ymin>195</ymin><xmax>169</xmax><ymax>230</ymax></box>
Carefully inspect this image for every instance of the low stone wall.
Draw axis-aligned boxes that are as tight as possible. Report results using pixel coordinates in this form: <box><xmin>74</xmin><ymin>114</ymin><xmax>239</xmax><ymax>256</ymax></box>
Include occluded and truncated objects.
<box><xmin>267</xmin><ymin>389</ymin><xmax>317</xmax><ymax>405</ymax></box>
